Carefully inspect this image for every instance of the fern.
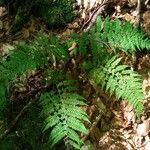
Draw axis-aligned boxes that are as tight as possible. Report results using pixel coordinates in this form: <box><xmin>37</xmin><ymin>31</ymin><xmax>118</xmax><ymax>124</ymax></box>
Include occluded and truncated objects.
<box><xmin>0</xmin><ymin>33</ymin><xmax>67</xmax><ymax>82</ymax></box>
<box><xmin>70</xmin><ymin>32</ymin><xmax>90</xmax><ymax>57</ymax></box>
<box><xmin>33</xmin><ymin>32</ymin><xmax>68</xmax><ymax>63</ymax></box>
<box><xmin>40</xmin><ymin>80</ymin><xmax>89</xmax><ymax>149</ymax></box>
<box><xmin>33</xmin><ymin>0</ymin><xmax>75</xmax><ymax>27</ymax></box>
<box><xmin>78</xmin><ymin>17</ymin><xmax>148</xmax><ymax>115</ymax></box>
<box><xmin>89</xmin><ymin>56</ymin><xmax>144</xmax><ymax>114</ymax></box>
<box><xmin>0</xmin><ymin>16</ymin><xmax>149</xmax><ymax>149</ymax></box>
<box><xmin>0</xmin><ymin>33</ymin><xmax>68</xmax><ymax>112</ymax></box>
<box><xmin>0</xmin><ymin>44</ymin><xmax>36</xmax><ymax>112</ymax></box>
<box><xmin>93</xmin><ymin>17</ymin><xmax>150</xmax><ymax>54</ymax></box>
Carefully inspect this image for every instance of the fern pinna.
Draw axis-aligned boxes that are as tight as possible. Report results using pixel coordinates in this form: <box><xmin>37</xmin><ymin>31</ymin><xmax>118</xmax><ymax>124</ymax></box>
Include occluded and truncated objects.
<box><xmin>40</xmin><ymin>80</ymin><xmax>89</xmax><ymax>149</ymax></box>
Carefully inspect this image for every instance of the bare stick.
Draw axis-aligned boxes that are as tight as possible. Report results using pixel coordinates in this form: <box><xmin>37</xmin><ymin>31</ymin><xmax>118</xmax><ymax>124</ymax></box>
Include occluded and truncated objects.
<box><xmin>132</xmin><ymin>0</ymin><xmax>142</xmax><ymax>70</ymax></box>
<box><xmin>0</xmin><ymin>98</ymin><xmax>36</xmax><ymax>140</ymax></box>
<box><xmin>81</xmin><ymin>0</ymin><xmax>110</xmax><ymax>32</ymax></box>
<box><xmin>0</xmin><ymin>84</ymin><xmax>48</xmax><ymax>140</ymax></box>
<box><xmin>135</xmin><ymin>0</ymin><xmax>142</xmax><ymax>28</ymax></box>
<box><xmin>82</xmin><ymin>114</ymin><xmax>102</xmax><ymax>142</ymax></box>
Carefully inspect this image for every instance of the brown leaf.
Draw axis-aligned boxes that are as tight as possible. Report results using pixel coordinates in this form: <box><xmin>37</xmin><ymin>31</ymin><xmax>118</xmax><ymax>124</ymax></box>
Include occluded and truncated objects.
<box><xmin>136</xmin><ymin>119</ymin><xmax>150</xmax><ymax>137</ymax></box>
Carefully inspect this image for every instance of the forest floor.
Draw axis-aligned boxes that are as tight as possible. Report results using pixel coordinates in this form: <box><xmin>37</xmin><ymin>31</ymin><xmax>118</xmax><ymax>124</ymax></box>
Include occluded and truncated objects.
<box><xmin>0</xmin><ymin>0</ymin><xmax>150</xmax><ymax>150</ymax></box>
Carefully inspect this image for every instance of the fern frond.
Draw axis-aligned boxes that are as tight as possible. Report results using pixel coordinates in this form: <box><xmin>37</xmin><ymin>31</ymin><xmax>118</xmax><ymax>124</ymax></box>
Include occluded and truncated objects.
<box><xmin>93</xmin><ymin>17</ymin><xmax>150</xmax><ymax>54</ymax></box>
<box><xmin>0</xmin><ymin>80</ymin><xmax>7</xmax><ymax>114</ymax></box>
<box><xmin>89</xmin><ymin>56</ymin><xmax>144</xmax><ymax>114</ymax></box>
<box><xmin>2</xmin><ymin>44</ymin><xmax>36</xmax><ymax>81</ymax></box>
<box><xmin>0</xmin><ymin>33</ymin><xmax>68</xmax><ymax>82</ymax></box>
<box><xmin>0</xmin><ymin>33</ymin><xmax>68</xmax><ymax>113</ymax></box>
<box><xmin>69</xmin><ymin>32</ymin><xmax>89</xmax><ymax>56</ymax></box>
<box><xmin>40</xmin><ymin>80</ymin><xmax>89</xmax><ymax>149</ymax></box>
<box><xmin>0</xmin><ymin>44</ymin><xmax>37</xmax><ymax>112</ymax></box>
<box><xmin>104</xmin><ymin>18</ymin><xmax>150</xmax><ymax>54</ymax></box>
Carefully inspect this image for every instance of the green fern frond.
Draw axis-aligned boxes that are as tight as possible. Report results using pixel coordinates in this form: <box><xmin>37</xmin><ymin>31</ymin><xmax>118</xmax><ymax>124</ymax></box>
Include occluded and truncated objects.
<box><xmin>76</xmin><ymin>32</ymin><xmax>89</xmax><ymax>56</ymax></box>
<box><xmin>0</xmin><ymin>44</ymin><xmax>37</xmax><ymax>112</ymax></box>
<box><xmin>89</xmin><ymin>56</ymin><xmax>144</xmax><ymax>114</ymax></box>
<box><xmin>0</xmin><ymin>80</ymin><xmax>7</xmax><ymax>114</ymax></box>
<box><xmin>93</xmin><ymin>17</ymin><xmax>150</xmax><ymax>54</ymax></box>
<box><xmin>0</xmin><ymin>33</ymin><xmax>68</xmax><ymax>82</ymax></box>
<box><xmin>44</xmin><ymin>70</ymin><xmax>66</xmax><ymax>85</ymax></box>
<box><xmin>0</xmin><ymin>33</ymin><xmax>68</xmax><ymax>114</ymax></box>
<box><xmin>40</xmin><ymin>80</ymin><xmax>89</xmax><ymax>149</ymax></box>
<box><xmin>104</xmin><ymin>18</ymin><xmax>150</xmax><ymax>54</ymax></box>
<box><xmin>1</xmin><ymin>44</ymin><xmax>36</xmax><ymax>81</ymax></box>
<box><xmin>69</xmin><ymin>32</ymin><xmax>90</xmax><ymax>57</ymax></box>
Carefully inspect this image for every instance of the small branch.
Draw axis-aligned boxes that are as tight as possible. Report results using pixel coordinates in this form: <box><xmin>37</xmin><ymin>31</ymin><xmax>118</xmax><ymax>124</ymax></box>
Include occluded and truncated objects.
<box><xmin>132</xmin><ymin>0</ymin><xmax>142</xmax><ymax>70</ymax></box>
<box><xmin>0</xmin><ymin>98</ymin><xmax>36</xmax><ymax>140</ymax></box>
<box><xmin>0</xmin><ymin>84</ymin><xmax>48</xmax><ymax>140</ymax></box>
<box><xmin>80</xmin><ymin>0</ymin><xmax>110</xmax><ymax>32</ymax></box>
<box><xmin>82</xmin><ymin>114</ymin><xmax>102</xmax><ymax>142</ymax></box>
<box><xmin>135</xmin><ymin>0</ymin><xmax>142</xmax><ymax>28</ymax></box>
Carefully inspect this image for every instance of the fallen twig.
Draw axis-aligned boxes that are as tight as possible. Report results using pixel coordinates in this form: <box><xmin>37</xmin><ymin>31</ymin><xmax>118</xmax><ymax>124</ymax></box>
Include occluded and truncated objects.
<box><xmin>132</xmin><ymin>0</ymin><xmax>142</xmax><ymax>70</ymax></box>
<box><xmin>0</xmin><ymin>84</ymin><xmax>48</xmax><ymax>140</ymax></box>
<box><xmin>80</xmin><ymin>0</ymin><xmax>110</xmax><ymax>32</ymax></box>
<box><xmin>0</xmin><ymin>97</ymin><xmax>36</xmax><ymax>140</ymax></box>
<box><xmin>135</xmin><ymin>0</ymin><xmax>142</xmax><ymax>28</ymax></box>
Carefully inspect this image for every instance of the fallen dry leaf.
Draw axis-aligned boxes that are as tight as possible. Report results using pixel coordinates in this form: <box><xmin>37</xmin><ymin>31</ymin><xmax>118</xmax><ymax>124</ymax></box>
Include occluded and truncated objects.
<box><xmin>136</xmin><ymin>119</ymin><xmax>150</xmax><ymax>137</ymax></box>
<box><xmin>68</xmin><ymin>42</ymin><xmax>77</xmax><ymax>52</ymax></box>
<box><xmin>0</xmin><ymin>7</ymin><xmax>6</xmax><ymax>17</ymax></box>
<box><xmin>21</xmin><ymin>28</ymin><xmax>30</xmax><ymax>39</ymax></box>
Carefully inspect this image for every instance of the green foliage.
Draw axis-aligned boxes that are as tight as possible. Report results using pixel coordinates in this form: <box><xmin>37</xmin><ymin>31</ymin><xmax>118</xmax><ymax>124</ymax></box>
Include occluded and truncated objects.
<box><xmin>0</xmin><ymin>44</ymin><xmax>37</xmax><ymax>112</ymax></box>
<box><xmin>1</xmin><ymin>16</ymin><xmax>150</xmax><ymax>149</ymax></box>
<box><xmin>32</xmin><ymin>33</ymin><xmax>68</xmax><ymax>64</ymax></box>
<box><xmin>0</xmin><ymin>136</ymin><xmax>16</xmax><ymax>150</ymax></box>
<box><xmin>17</xmin><ymin>107</ymin><xmax>43</xmax><ymax>150</ymax></box>
<box><xmin>0</xmin><ymin>33</ymin><xmax>68</xmax><ymax>112</ymax></box>
<box><xmin>0</xmin><ymin>105</ymin><xmax>43</xmax><ymax>150</ymax></box>
<box><xmin>0</xmin><ymin>0</ymin><xmax>5</xmax><ymax>5</ymax></box>
<box><xmin>70</xmin><ymin>32</ymin><xmax>90</xmax><ymax>57</ymax></box>
<box><xmin>78</xmin><ymin>17</ymin><xmax>149</xmax><ymax>114</ymax></box>
<box><xmin>33</xmin><ymin>0</ymin><xmax>75</xmax><ymax>27</ymax></box>
<box><xmin>40</xmin><ymin>80</ymin><xmax>89</xmax><ymax>149</ymax></box>
<box><xmin>44</xmin><ymin>70</ymin><xmax>66</xmax><ymax>85</ymax></box>
<box><xmin>1</xmin><ymin>33</ymin><xmax>67</xmax><ymax>81</ymax></box>
<box><xmin>2</xmin><ymin>0</ymin><xmax>75</xmax><ymax>33</ymax></box>
<box><xmin>92</xmin><ymin>17</ymin><xmax>150</xmax><ymax>54</ymax></box>
<box><xmin>89</xmin><ymin>56</ymin><xmax>144</xmax><ymax>115</ymax></box>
